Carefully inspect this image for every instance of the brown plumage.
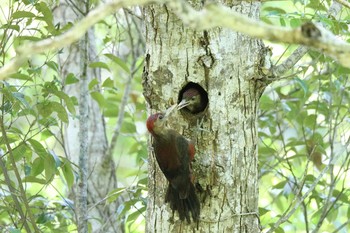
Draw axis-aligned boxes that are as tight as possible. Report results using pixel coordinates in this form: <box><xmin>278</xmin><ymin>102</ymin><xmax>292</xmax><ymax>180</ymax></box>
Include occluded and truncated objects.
<box><xmin>178</xmin><ymin>88</ymin><xmax>204</xmax><ymax>113</ymax></box>
<box><xmin>146</xmin><ymin>111</ymin><xmax>200</xmax><ymax>223</ymax></box>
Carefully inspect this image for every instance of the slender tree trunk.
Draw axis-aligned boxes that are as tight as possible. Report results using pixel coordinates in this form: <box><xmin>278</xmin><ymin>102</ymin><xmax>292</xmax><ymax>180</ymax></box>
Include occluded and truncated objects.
<box><xmin>143</xmin><ymin>1</ymin><xmax>264</xmax><ymax>232</ymax></box>
<box><xmin>54</xmin><ymin>1</ymin><xmax>123</xmax><ymax>232</ymax></box>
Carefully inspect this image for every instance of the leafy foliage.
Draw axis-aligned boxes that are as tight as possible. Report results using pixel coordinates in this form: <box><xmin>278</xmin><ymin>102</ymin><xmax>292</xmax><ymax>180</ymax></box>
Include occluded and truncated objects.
<box><xmin>259</xmin><ymin>1</ymin><xmax>350</xmax><ymax>232</ymax></box>
<box><xmin>0</xmin><ymin>0</ymin><xmax>349</xmax><ymax>232</ymax></box>
<box><xmin>0</xmin><ymin>1</ymin><xmax>147</xmax><ymax>232</ymax></box>
<box><xmin>259</xmin><ymin>64</ymin><xmax>350</xmax><ymax>232</ymax></box>
<box><xmin>0</xmin><ymin>2</ymin><xmax>77</xmax><ymax>232</ymax></box>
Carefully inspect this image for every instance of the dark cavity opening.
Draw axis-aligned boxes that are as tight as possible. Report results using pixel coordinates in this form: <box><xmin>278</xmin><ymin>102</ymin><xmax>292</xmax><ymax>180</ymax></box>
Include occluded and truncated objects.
<box><xmin>178</xmin><ymin>82</ymin><xmax>209</xmax><ymax>114</ymax></box>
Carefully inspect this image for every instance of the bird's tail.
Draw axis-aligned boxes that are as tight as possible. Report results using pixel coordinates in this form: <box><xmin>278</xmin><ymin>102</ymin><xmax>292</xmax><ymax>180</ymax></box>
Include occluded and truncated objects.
<box><xmin>165</xmin><ymin>182</ymin><xmax>200</xmax><ymax>223</ymax></box>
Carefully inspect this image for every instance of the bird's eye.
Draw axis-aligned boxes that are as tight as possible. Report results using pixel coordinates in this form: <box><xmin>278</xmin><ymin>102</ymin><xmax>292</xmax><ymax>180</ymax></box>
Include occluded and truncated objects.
<box><xmin>158</xmin><ymin>114</ymin><xmax>164</xmax><ymax>120</ymax></box>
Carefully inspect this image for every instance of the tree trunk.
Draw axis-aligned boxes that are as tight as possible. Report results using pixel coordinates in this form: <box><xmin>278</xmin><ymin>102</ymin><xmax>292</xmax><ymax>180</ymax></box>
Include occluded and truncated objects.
<box><xmin>54</xmin><ymin>2</ymin><xmax>123</xmax><ymax>232</ymax></box>
<box><xmin>143</xmin><ymin>1</ymin><xmax>264</xmax><ymax>232</ymax></box>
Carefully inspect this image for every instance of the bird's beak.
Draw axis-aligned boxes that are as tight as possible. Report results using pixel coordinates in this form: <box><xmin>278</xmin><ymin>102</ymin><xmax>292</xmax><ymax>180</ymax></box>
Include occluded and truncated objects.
<box><xmin>177</xmin><ymin>99</ymin><xmax>190</xmax><ymax>110</ymax></box>
<box><xmin>164</xmin><ymin>104</ymin><xmax>177</xmax><ymax>118</ymax></box>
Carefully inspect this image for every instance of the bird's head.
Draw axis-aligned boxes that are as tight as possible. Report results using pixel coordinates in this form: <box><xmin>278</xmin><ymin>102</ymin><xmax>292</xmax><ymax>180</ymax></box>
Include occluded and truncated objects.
<box><xmin>178</xmin><ymin>88</ymin><xmax>201</xmax><ymax>111</ymax></box>
<box><xmin>146</xmin><ymin>104</ymin><xmax>177</xmax><ymax>135</ymax></box>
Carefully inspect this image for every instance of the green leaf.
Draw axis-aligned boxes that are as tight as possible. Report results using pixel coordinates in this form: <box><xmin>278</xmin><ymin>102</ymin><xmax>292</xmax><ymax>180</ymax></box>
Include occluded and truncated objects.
<box><xmin>44</xmin><ymin>153</ymin><xmax>56</xmax><ymax>182</ymax></box>
<box><xmin>65</xmin><ymin>73</ymin><xmax>79</xmax><ymax>85</ymax></box>
<box><xmin>12</xmin><ymin>92</ymin><xmax>30</xmax><ymax>108</ymax></box>
<box><xmin>0</xmin><ymin>134</ymin><xmax>19</xmax><ymax>145</ymax></box>
<box><xmin>88</xmin><ymin>78</ymin><xmax>99</xmax><ymax>90</ymax></box>
<box><xmin>46</xmin><ymin>61</ymin><xmax>59</xmax><ymax>72</ymax></box>
<box><xmin>36</xmin><ymin>2</ymin><xmax>53</xmax><ymax>21</ymax></box>
<box><xmin>104</xmin><ymin>53</ymin><xmax>130</xmax><ymax>73</ymax></box>
<box><xmin>38</xmin><ymin>117</ymin><xmax>58</xmax><ymax>127</ymax></box>
<box><xmin>294</xmin><ymin>77</ymin><xmax>308</xmax><ymax>96</ymax></box>
<box><xmin>127</xmin><ymin>207</ymin><xmax>146</xmax><ymax>223</ymax></box>
<box><xmin>28</xmin><ymin>139</ymin><xmax>47</xmax><ymax>158</ymax></box>
<box><xmin>274</xmin><ymin>226</ymin><xmax>285</xmax><ymax>233</ymax></box>
<box><xmin>273</xmin><ymin>180</ymin><xmax>287</xmax><ymax>189</ymax></box>
<box><xmin>259</xmin><ymin>146</ymin><xmax>276</xmax><ymax>156</ymax></box>
<box><xmin>104</xmin><ymin>108</ymin><xmax>118</xmax><ymax>117</ymax></box>
<box><xmin>279</xmin><ymin>18</ymin><xmax>286</xmax><ymax>27</ymax></box>
<box><xmin>128</xmin><ymin>142</ymin><xmax>141</xmax><ymax>154</ymax></box>
<box><xmin>305</xmin><ymin>174</ymin><xmax>316</xmax><ymax>183</ymax></box>
<box><xmin>12</xmin><ymin>144</ymin><xmax>29</xmax><ymax>162</ymax></box>
<box><xmin>333</xmin><ymin>189</ymin><xmax>348</xmax><ymax>203</ymax></box>
<box><xmin>121</xmin><ymin>121</ymin><xmax>136</xmax><ymax>133</ymax></box>
<box><xmin>65</xmin><ymin>97</ymin><xmax>76</xmax><ymax>115</ymax></box>
<box><xmin>259</xmin><ymin>207</ymin><xmax>270</xmax><ymax>216</ymax></box>
<box><xmin>61</xmin><ymin>159</ymin><xmax>74</xmax><ymax>189</ymax></box>
<box><xmin>49</xmin><ymin>151</ymin><xmax>61</xmax><ymax>168</ymax></box>
<box><xmin>138</xmin><ymin>177</ymin><xmax>147</xmax><ymax>186</ymax></box>
<box><xmin>51</xmin><ymin>90</ymin><xmax>76</xmax><ymax>115</ymax></box>
<box><xmin>31</xmin><ymin>157</ymin><xmax>45</xmax><ymax>176</ymax></box>
<box><xmin>259</xmin><ymin>95</ymin><xmax>275</xmax><ymax>111</ymax></box>
<box><xmin>12</xmin><ymin>11</ymin><xmax>36</xmax><ymax>19</ymax></box>
<box><xmin>23</xmin><ymin>176</ymin><xmax>47</xmax><ymax>184</ymax></box>
<box><xmin>303</xmin><ymin>114</ymin><xmax>317</xmax><ymax>129</ymax></box>
<box><xmin>35</xmin><ymin>2</ymin><xmax>55</xmax><ymax>33</ymax></box>
<box><xmin>0</xmin><ymin>24</ymin><xmax>20</xmax><ymax>31</ymax></box>
<box><xmin>40</xmin><ymin>129</ymin><xmax>54</xmax><ymax>140</ymax></box>
<box><xmin>326</xmin><ymin>206</ymin><xmax>338</xmax><ymax>222</ymax></box>
<box><xmin>264</xmin><ymin>7</ymin><xmax>286</xmax><ymax>15</ymax></box>
<box><xmin>9</xmin><ymin>73</ymin><xmax>32</xmax><ymax>81</ymax></box>
<box><xmin>102</xmin><ymin>78</ymin><xmax>114</xmax><ymax>88</ymax></box>
<box><xmin>50</xmin><ymin>102</ymin><xmax>69</xmax><ymax>123</ymax></box>
<box><xmin>90</xmin><ymin>91</ymin><xmax>105</xmax><ymax>108</ymax></box>
<box><xmin>290</xmin><ymin>18</ymin><xmax>301</xmax><ymax>28</ymax></box>
<box><xmin>89</xmin><ymin>61</ymin><xmax>110</xmax><ymax>71</ymax></box>
<box><xmin>36</xmin><ymin>213</ymin><xmax>48</xmax><ymax>224</ymax></box>
<box><xmin>18</xmin><ymin>108</ymin><xmax>36</xmax><ymax>117</ymax></box>
<box><xmin>306</xmin><ymin>0</ymin><xmax>327</xmax><ymax>11</ymax></box>
<box><xmin>107</xmin><ymin>188</ymin><xmax>125</xmax><ymax>203</ymax></box>
<box><xmin>36</xmin><ymin>101</ymin><xmax>53</xmax><ymax>118</ymax></box>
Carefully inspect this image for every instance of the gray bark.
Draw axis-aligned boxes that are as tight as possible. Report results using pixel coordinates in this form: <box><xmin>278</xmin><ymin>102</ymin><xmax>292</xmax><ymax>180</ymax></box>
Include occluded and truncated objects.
<box><xmin>143</xmin><ymin>1</ymin><xmax>264</xmax><ymax>232</ymax></box>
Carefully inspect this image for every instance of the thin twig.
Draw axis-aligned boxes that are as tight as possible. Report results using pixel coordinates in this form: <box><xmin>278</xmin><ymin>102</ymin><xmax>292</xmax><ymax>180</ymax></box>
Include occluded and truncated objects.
<box><xmin>271</xmin><ymin>1</ymin><xmax>342</xmax><ymax>78</ymax></box>
<box><xmin>106</xmin><ymin>10</ymin><xmax>143</xmax><ymax>158</ymax></box>
<box><xmin>0</xmin><ymin>118</ymin><xmax>40</xmax><ymax>233</ymax></box>
<box><xmin>266</xmin><ymin>163</ymin><xmax>330</xmax><ymax>233</ymax></box>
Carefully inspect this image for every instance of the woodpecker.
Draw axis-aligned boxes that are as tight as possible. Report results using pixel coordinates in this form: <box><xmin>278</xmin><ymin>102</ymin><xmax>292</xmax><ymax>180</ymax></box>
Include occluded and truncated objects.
<box><xmin>146</xmin><ymin>105</ymin><xmax>200</xmax><ymax>223</ymax></box>
<box><xmin>178</xmin><ymin>88</ymin><xmax>204</xmax><ymax>113</ymax></box>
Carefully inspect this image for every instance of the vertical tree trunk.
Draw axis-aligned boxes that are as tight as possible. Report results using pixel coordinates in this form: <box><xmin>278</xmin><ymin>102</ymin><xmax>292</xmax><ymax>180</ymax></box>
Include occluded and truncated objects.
<box><xmin>143</xmin><ymin>1</ymin><xmax>264</xmax><ymax>232</ymax></box>
<box><xmin>54</xmin><ymin>2</ymin><xmax>123</xmax><ymax>232</ymax></box>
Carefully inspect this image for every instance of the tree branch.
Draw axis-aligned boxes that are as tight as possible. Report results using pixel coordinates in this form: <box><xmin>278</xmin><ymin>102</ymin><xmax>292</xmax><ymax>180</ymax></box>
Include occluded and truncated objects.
<box><xmin>272</xmin><ymin>46</ymin><xmax>309</xmax><ymax>77</ymax></box>
<box><xmin>1</xmin><ymin>0</ymin><xmax>349</xmax><ymax>81</ymax></box>
<box><xmin>166</xmin><ymin>1</ymin><xmax>350</xmax><ymax>68</ymax></box>
<box><xmin>272</xmin><ymin>1</ymin><xmax>342</xmax><ymax>77</ymax></box>
<box><xmin>0</xmin><ymin>0</ymin><xmax>161</xmax><ymax>80</ymax></box>
<box><xmin>334</xmin><ymin>0</ymin><xmax>350</xmax><ymax>9</ymax></box>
